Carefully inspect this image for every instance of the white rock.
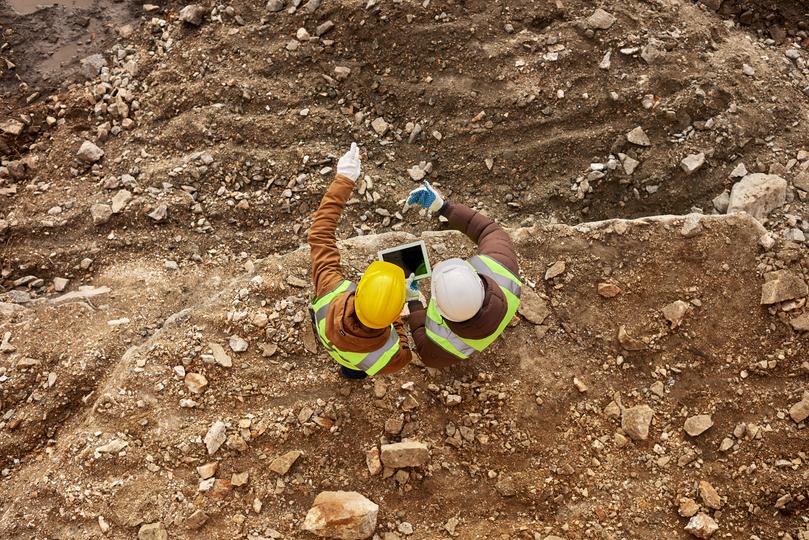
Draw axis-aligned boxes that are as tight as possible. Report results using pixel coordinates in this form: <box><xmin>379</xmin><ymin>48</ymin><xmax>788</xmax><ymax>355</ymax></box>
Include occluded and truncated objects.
<box><xmin>90</xmin><ymin>204</ymin><xmax>112</xmax><ymax>225</ymax></box>
<box><xmin>626</xmin><ymin>126</ymin><xmax>651</xmax><ymax>146</ymax></box>
<box><xmin>77</xmin><ymin>141</ymin><xmax>104</xmax><ymax>163</ymax></box>
<box><xmin>586</xmin><ymin>8</ymin><xmax>616</xmax><ymax>30</ymax></box>
<box><xmin>204</xmin><ymin>421</ymin><xmax>227</xmax><ymax>455</ymax></box>
<box><xmin>371</xmin><ymin>117</ymin><xmax>389</xmax><ymax>136</ymax></box>
<box><xmin>229</xmin><ymin>336</ymin><xmax>248</xmax><ymax>352</ymax></box>
<box><xmin>681</xmin><ymin>153</ymin><xmax>705</xmax><ymax>175</ymax></box>
<box><xmin>179</xmin><ymin>4</ymin><xmax>208</xmax><ymax>25</ymax></box>
<box><xmin>111</xmin><ymin>190</ymin><xmax>132</xmax><ymax>213</ymax></box>
<box><xmin>621</xmin><ymin>405</ymin><xmax>654</xmax><ymax>441</ymax></box>
<box><xmin>727</xmin><ymin>173</ymin><xmax>787</xmax><ymax>222</ymax></box>
<box><xmin>209</xmin><ymin>342</ymin><xmax>233</xmax><ymax>367</ymax></box>
<box><xmin>302</xmin><ymin>491</ymin><xmax>378</xmax><ymax>539</ymax></box>
<box><xmin>685</xmin><ymin>512</ymin><xmax>719</xmax><ymax>539</ymax></box>
<box><xmin>684</xmin><ymin>414</ymin><xmax>713</xmax><ymax>437</ymax></box>
<box><xmin>662</xmin><ymin>300</ymin><xmax>689</xmax><ymax>327</ymax></box>
<box><xmin>729</xmin><ymin>162</ymin><xmax>747</xmax><ymax>178</ymax></box>
<box><xmin>96</xmin><ymin>438</ymin><xmax>129</xmax><ymax>454</ymax></box>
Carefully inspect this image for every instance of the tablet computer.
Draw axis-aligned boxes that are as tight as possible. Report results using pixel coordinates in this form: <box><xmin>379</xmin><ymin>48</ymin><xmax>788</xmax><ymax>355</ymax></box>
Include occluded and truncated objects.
<box><xmin>378</xmin><ymin>240</ymin><xmax>432</xmax><ymax>280</ymax></box>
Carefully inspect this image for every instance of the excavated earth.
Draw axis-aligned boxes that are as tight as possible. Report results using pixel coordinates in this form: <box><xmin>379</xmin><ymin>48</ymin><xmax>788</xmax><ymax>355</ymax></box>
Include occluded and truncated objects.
<box><xmin>1</xmin><ymin>0</ymin><xmax>808</xmax><ymax>538</ymax></box>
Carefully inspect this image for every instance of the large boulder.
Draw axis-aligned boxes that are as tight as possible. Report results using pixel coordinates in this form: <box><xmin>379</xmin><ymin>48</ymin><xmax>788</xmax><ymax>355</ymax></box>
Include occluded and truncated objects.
<box><xmin>302</xmin><ymin>491</ymin><xmax>378</xmax><ymax>539</ymax></box>
<box><xmin>727</xmin><ymin>173</ymin><xmax>787</xmax><ymax>222</ymax></box>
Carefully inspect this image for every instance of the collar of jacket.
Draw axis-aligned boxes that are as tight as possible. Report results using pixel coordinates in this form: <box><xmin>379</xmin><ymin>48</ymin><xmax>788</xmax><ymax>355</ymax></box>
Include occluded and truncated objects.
<box><xmin>325</xmin><ymin>290</ymin><xmax>392</xmax><ymax>353</ymax></box>
<box><xmin>446</xmin><ymin>275</ymin><xmax>507</xmax><ymax>340</ymax></box>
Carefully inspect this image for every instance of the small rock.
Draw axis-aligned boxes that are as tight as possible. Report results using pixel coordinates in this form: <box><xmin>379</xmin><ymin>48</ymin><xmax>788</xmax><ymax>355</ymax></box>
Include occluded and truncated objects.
<box><xmin>586</xmin><ymin>8</ymin><xmax>616</xmax><ymax>29</ymax></box>
<box><xmin>681</xmin><ymin>153</ymin><xmax>705</xmax><ymax>175</ymax></box>
<box><xmin>77</xmin><ymin>141</ymin><xmax>104</xmax><ymax>163</ymax></box>
<box><xmin>90</xmin><ymin>204</ymin><xmax>113</xmax><ymax>226</ymax></box>
<box><xmin>662</xmin><ymin>300</ymin><xmax>689</xmax><ymax>328</ymax></box>
<box><xmin>79</xmin><ymin>54</ymin><xmax>107</xmax><ymax>79</ymax></box>
<box><xmin>760</xmin><ymin>271</ymin><xmax>808</xmax><ymax>305</ymax></box>
<box><xmin>138</xmin><ymin>523</ymin><xmax>168</xmax><ymax>540</ymax></box>
<box><xmin>544</xmin><ymin>260</ymin><xmax>566</xmax><ymax>280</ymax></box>
<box><xmin>599</xmin><ymin>50</ymin><xmax>612</xmax><ymax>70</ymax></box>
<box><xmin>626</xmin><ymin>126</ymin><xmax>651</xmax><ymax>147</ymax></box>
<box><xmin>789</xmin><ymin>392</ymin><xmax>809</xmax><ymax>423</ymax></box>
<box><xmin>678</xmin><ymin>497</ymin><xmax>699</xmax><ymax>518</ymax></box>
<box><xmin>380</xmin><ymin>441</ymin><xmax>429</xmax><ymax>468</ymax></box>
<box><xmin>111</xmin><ymin>190</ymin><xmax>132</xmax><ymax>213</ymax></box>
<box><xmin>209</xmin><ymin>342</ymin><xmax>233</xmax><ymax>367</ymax></box>
<box><xmin>727</xmin><ymin>173</ymin><xmax>787</xmax><ymax>222</ymax></box>
<box><xmin>179</xmin><ymin>4</ymin><xmax>208</xmax><ymax>25</ymax></box>
<box><xmin>185</xmin><ymin>373</ymin><xmax>208</xmax><ymax>394</ymax></box>
<box><xmin>316</xmin><ymin>20</ymin><xmax>334</xmax><ymax>36</ymax></box>
<box><xmin>371</xmin><ymin>117</ymin><xmax>389</xmax><ymax>136</ymax></box>
<box><xmin>729</xmin><ymin>163</ymin><xmax>747</xmax><ymax>178</ymax></box>
<box><xmin>712</xmin><ymin>191</ymin><xmax>730</xmax><ymax>213</ymax></box>
<box><xmin>597</xmin><ymin>282</ymin><xmax>621</xmax><ymax>298</ymax></box>
<box><xmin>229</xmin><ymin>336</ymin><xmax>248</xmax><ymax>353</ymax></box>
<box><xmin>680</xmin><ymin>214</ymin><xmax>703</xmax><ymax>238</ymax></box>
<box><xmin>685</xmin><ymin>512</ymin><xmax>718</xmax><ymax>539</ymax></box>
<box><xmin>621</xmin><ymin>405</ymin><xmax>654</xmax><ymax>441</ymax></box>
<box><xmin>742</xmin><ymin>63</ymin><xmax>755</xmax><ymax>76</ymax></box>
<box><xmin>684</xmin><ymin>415</ymin><xmax>713</xmax><ymax>437</ymax></box>
<box><xmin>366</xmin><ymin>447</ymin><xmax>382</xmax><ymax>476</ymax></box>
<box><xmin>196</xmin><ymin>462</ymin><xmax>218</xmax><ymax>479</ymax></box>
<box><xmin>698</xmin><ymin>480</ymin><xmax>722</xmax><ymax>510</ymax></box>
<box><xmin>53</xmin><ymin>277</ymin><xmax>69</xmax><ymax>292</ymax></box>
<box><xmin>573</xmin><ymin>377</ymin><xmax>588</xmax><ymax>393</ymax></box>
<box><xmin>96</xmin><ymin>438</ymin><xmax>128</xmax><ymax>454</ymax></box>
<box><xmin>269</xmin><ymin>450</ymin><xmax>303</xmax><ymax>474</ymax></box>
<box><xmin>790</xmin><ymin>313</ymin><xmax>809</xmax><ymax>332</ymax></box>
<box><xmin>302</xmin><ymin>491</ymin><xmax>378</xmax><ymax>540</ymax></box>
<box><xmin>622</xmin><ymin>155</ymin><xmax>639</xmax><ymax>175</ymax></box>
<box><xmin>0</xmin><ymin>120</ymin><xmax>24</xmax><ymax>136</ymax></box>
<box><xmin>231</xmin><ymin>472</ymin><xmax>249</xmax><ymax>487</ymax></box>
<box><xmin>517</xmin><ymin>288</ymin><xmax>551</xmax><ymax>324</ymax></box>
<box><xmin>617</xmin><ymin>325</ymin><xmax>646</xmax><ymax>351</ymax></box>
<box><xmin>148</xmin><ymin>205</ymin><xmax>167</xmax><ymax>222</ymax></box>
<box><xmin>204</xmin><ymin>421</ymin><xmax>227</xmax><ymax>455</ymax></box>
<box><xmin>495</xmin><ymin>476</ymin><xmax>517</xmax><ymax>497</ymax></box>
<box><xmin>266</xmin><ymin>0</ymin><xmax>284</xmax><ymax>11</ymax></box>
<box><xmin>407</xmin><ymin>165</ymin><xmax>425</xmax><ymax>181</ymax></box>
<box><xmin>185</xmin><ymin>509</ymin><xmax>208</xmax><ymax>530</ymax></box>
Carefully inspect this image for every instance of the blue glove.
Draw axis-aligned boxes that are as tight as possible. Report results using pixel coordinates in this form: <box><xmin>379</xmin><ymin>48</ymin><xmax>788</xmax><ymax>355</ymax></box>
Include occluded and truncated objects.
<box><xmin>405</xmin><ymin>273</ymin><xmax>420</xmax><ymax>302</ymax></box>
<box><xmin>406</xmin><ymin>181</ymin><xmax>445</xmax><ymax>213</ymax></box>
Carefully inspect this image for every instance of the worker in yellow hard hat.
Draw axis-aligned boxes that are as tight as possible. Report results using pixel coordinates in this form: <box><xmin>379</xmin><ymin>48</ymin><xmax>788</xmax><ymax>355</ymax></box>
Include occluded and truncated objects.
<box><xmin>307</xmin><ymin>143</ymin><xmax>412</xmax><ymax>379</ymax></box>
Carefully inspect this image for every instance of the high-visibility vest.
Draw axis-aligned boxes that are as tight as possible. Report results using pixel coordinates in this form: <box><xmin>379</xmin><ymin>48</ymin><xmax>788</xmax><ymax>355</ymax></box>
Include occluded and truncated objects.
<box><xmin>310</xmin><ymin>280</ymin><xmax>400</xmax><ymax>376</ymax></box>
<box><xmin>425</xmin><ymin>255</ymin><xmax>522</xmax><ymax>360</ymax></box>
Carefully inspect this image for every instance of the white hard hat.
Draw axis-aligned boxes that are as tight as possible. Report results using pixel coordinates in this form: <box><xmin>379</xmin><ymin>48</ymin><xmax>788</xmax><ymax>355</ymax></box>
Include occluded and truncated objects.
<box><xmin>431</xmin><ymin>258</ymin><xmax>485</xmax><ymax>322</ymax></box>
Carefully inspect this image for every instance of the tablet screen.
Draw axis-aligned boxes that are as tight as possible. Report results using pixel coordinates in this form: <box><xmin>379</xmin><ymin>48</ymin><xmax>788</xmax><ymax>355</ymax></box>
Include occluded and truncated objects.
<box><xmin>380</xmin><ymin>244</ymin><xmax>429</xmax><ymax>278</ymax></box>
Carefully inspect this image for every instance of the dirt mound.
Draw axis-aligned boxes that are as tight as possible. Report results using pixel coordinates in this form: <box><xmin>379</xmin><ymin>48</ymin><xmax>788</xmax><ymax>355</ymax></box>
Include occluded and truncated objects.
<box><xmin>0</xmin><ymin>212</ymin><xmax>807</xmax><ymax>539</ymax></box>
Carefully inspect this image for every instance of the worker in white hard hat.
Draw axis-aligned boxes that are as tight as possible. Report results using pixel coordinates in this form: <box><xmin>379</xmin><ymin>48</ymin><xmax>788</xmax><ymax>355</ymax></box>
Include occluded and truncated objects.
<box><xmin>404</xmin><ymin>181</ymin><xmax>522</xmax><ymax>368</ymax></box>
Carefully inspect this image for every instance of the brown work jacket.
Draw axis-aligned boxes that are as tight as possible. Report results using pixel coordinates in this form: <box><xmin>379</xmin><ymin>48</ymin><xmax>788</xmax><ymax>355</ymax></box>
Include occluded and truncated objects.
<box><xmin>307</xmin><ymin>174</ymin><xmax>411</xmax><ymax>374</ymax></box>
<box><xmin>407</xmin><ymin>202</ymin><xmax>520</xmax><ymax>369</ymax></box>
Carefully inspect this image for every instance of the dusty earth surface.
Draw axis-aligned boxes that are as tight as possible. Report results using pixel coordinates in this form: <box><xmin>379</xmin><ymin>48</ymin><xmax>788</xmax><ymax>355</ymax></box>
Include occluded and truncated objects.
<box><xmin>1</xmin><ymin>0</ymin><xmax>809</xmax><ymax>538</ymax></box>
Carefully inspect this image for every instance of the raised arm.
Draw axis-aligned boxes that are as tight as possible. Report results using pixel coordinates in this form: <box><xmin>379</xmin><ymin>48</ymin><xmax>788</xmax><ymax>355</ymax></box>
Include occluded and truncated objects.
<box><xmin>307</xmin><ymin>143</ymin><xmax>362</xmax><ymax>297</ymax></box>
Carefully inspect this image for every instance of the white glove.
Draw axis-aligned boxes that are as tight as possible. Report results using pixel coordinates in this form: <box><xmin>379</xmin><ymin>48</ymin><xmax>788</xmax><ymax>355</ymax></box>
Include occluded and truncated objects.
<box><xmin>405</xmin><ymin>273</ymin><xmax>420</xmax><ymax>302</ymax></box>
<box><xmin>336</xmin><ymin>142</ymin><xmax>361</xmax><ymax>182</ymax></box>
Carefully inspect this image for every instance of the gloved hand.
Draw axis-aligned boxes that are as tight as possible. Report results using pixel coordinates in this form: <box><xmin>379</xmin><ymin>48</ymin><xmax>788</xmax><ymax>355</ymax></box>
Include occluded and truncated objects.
<box><xmin>336</xmin><ymin>142</ymin><xmax>361</xmax><ymax>182</ymax></box>
<box><xmin>406</xmin><ymin>180</ymin><xmax>445</xmax><ymax>213</ymax></box>
<box><xmin>405</xmin><ymin>273</ymin><xmax>420</xmax><ymax>302</ymax></box>
<box><xmin>340</xmin><ymin>365</ymin><xmax>368</xmax><ymax>380</ymax></box>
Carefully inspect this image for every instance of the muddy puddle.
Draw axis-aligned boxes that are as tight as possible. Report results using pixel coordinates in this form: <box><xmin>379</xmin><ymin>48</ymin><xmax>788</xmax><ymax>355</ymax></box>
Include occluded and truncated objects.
<box><xmin>8</xmin><ymin>0</ymin><xmax>91</xmax><ymax>15</ymax></box>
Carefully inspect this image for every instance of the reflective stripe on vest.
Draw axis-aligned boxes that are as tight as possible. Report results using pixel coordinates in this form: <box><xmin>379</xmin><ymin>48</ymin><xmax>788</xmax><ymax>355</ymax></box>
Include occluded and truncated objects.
<box><xmin>310</xmin><ymin>280</ymin><xmax>399</xmax><ymax>376</ymax></box>
<box><xmin>425</xmin><ymin>255</ymin><xmax>522</xmax><ymax>360</ymax></box>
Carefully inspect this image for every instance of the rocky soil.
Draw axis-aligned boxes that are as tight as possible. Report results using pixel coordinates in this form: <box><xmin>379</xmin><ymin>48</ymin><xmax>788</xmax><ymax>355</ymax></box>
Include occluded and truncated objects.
<box><xmin>1</xmin><ymin>0</ymin><xmax>808</xmax><ymax>538</ymax></box>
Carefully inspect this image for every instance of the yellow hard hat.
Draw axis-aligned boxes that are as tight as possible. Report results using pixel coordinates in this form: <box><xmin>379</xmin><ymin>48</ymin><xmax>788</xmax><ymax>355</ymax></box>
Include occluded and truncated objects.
<box><xmin>355</xmin><ymin>261</ymin><xmax>406</xmax><ymax>329</ymax></box>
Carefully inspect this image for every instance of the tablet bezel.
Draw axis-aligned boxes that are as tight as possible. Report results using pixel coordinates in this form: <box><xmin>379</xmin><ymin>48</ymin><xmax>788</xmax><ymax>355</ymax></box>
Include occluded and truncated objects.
<box><xmin>377</xmin><ymin>240</ymin><xmax>432</xmax><ymax>280</ymax></box>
